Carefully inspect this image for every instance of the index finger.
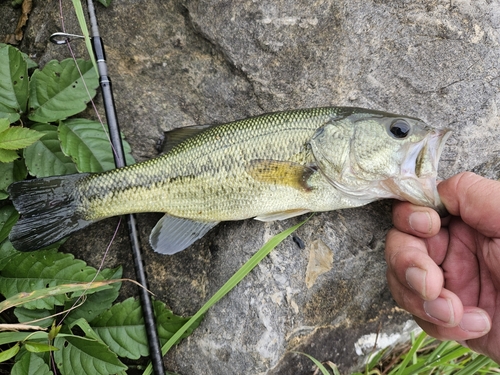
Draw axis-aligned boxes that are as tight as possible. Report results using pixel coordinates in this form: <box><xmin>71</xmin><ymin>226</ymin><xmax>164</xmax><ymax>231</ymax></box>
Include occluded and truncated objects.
<box><xmin>438</xmin><ymin>172</ymin><xmax>500</xmax><ymax>238</ymax></box>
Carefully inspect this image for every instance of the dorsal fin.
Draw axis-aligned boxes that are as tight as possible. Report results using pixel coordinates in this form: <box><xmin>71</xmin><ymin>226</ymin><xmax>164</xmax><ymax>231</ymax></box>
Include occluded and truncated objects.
<box><xmin>161</xmin><ymin>124</ymin><xmax>212</xmax><ymax>153</ymax></box>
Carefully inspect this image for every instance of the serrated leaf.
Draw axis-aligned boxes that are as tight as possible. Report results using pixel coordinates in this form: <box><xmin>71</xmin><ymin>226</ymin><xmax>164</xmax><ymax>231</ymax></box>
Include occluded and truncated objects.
<box><xmin>90</xmin><ymin>298</ymin><xmax>149</xmax><ymax>359</ymax></box>
<box><xmin>0</xmin><ymin>249</ymin><xmax>114</xmax><ymax>310</ymax></box>
<box><xmin>59</xmin><ymin>118</ymin><xmax>135</xmax><ymax>172</ymax></box>
<box><xmin>65</xmin><ymin>267</ymin><xmax>122</xmax><ymax>324</ymax></box>
<box><xmin>0</xmin><ymin>118</ymin><xmax>8</xmax><ymax>132</ymax></box>
<box><xmin>0</xmin><ymin>342</ymin><xmax>20</xmax><ymax>363</ymax></box>
<box><xmin>0</xmin><ymin>280</ymin><xmax>118</xmax><ymax>315</ymax></box>
<box><xmin>91</xmin><ymin>297</ymin><xmax>200</xmax><ymax>360</ymax></box>
<box><xmin>0</xmin><ymin>44</ymin><xmax>28</xmax><ymax>116</ymax></box>
<box><xmin>0</xmin><ymin>148</ymin><xmax>20</xmax><ymax>163</ymax></box>
<box><xmin>0</xmin><ymin>126</ymin><xmax>43</xmax><ymax>150</ymax></box>
<box><xmin>0</xmin><ymin>205</ymin><xmax>19</xmax><ymax>243</ymax></box>
<box><xmin>0</xmin><ymin>102</ymin><xmax>21</xmax><ymax>124</ymax></box>
<box><xmin>28</xmin><ymin>58</ymin><xmax>98</xmax><ymax>123</ymax></box>
<box><xmin>14</xmin><ymin>307</ymin><xmax>53</xmax><ymax>329</ymax></box>
<box><xmin>11</xmin><ymin>350</ymin><xmax>53</xmax><ymax>375</ymax></box>
<box><xmin>54</xmin><ymin>335</ymin><xmax>127</xmax><ymax>375</ymax></box>
<box><xmin>24</xmin><ymin>123</ymin><xmax>77</xmax><ymax>177</ymax></box>
<box><xmin>0</xmin><ymin>158</ymin><xmax>27</xmax><ymax>199</ymax></box>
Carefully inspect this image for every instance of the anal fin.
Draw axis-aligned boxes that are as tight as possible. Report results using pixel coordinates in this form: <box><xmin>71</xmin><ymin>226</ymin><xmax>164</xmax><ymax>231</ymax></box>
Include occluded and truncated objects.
<box><xmin>149</xmin><ymin>214</ymin><xmax>219</xmax><ymax>255</ymax></box>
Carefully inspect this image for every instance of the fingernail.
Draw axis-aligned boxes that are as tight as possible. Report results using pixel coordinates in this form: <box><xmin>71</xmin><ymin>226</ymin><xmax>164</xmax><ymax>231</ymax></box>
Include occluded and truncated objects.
<box><xmin>406</xmin><ymin>267</ymin><xmax>427</xmax><ymax>299</ymax></box>
<box><xmin>409</xmin><ymin>211</ymin><xmax>432</xmax><ymax>234</ymax></box>
<box><xmin>424</xmin><ymin>298</ymin><xmax>454</xmax><ymax>325</ymax></box>
<box><xmin>459</xmin><ymin>312</ymin><xmax>491</xmax><ymax>333</ymax></box>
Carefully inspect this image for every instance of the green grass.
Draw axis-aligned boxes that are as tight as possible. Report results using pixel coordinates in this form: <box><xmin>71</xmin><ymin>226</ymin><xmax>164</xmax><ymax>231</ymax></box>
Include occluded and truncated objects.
<box><xmin>301</xmin><ymin>330</ymin><xmax>499</xmax><ymax>375</ymax></box>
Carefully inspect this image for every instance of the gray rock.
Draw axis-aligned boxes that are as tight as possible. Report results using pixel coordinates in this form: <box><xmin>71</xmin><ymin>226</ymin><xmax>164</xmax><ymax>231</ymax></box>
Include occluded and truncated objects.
<box><xmin>1</xmin><ymin>0</ymin><xmax>499</xmax><ymax>374</ymax></box>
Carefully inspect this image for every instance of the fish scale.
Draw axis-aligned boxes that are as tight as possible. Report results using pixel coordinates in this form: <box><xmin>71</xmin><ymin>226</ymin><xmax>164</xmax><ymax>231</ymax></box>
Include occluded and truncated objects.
<box><xmin>8</xmin><ymin>107</ymin><xmax>450</xmax><ymax>254</ymax></box>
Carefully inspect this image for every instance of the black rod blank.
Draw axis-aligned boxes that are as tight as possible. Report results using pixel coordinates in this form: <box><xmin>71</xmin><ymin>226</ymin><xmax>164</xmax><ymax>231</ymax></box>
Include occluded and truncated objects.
<box><xmin>86</xmin><ymin>1</ymin><xmax>166</xmax><ymax>373</ymax></box>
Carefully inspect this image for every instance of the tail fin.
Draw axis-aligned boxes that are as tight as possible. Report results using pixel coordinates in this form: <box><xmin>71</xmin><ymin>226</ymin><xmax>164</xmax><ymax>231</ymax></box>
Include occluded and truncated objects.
<box><xmin>8</xmin><ymin>174</ymin><xmax>93</xmax><ymax>251</ymax></box>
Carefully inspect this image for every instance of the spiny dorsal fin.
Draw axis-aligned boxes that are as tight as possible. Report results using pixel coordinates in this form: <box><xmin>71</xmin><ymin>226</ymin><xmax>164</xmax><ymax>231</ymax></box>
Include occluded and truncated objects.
<box><xmin>162</xmin><ymin>124</ymin><xmax>212</xmax><ymax>153</ymax></box>
<box><xmin>246</xmin><ymin>159</ymin><xmax>316</xmax><ymax>191</ymax></box>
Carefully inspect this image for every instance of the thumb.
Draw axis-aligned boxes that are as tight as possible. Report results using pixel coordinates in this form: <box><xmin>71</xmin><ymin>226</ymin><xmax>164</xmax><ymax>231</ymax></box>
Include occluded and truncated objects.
<box><xmin>438</xmin><ymin>172</ymin><xmax>500</xmax><ymax>238</ymax></box>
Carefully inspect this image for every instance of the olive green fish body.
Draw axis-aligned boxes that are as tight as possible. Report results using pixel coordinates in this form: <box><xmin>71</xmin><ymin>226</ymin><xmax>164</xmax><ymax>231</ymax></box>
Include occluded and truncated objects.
<box><xmin>8</xmin><ymin>107</ymin><xmax>450</xmax><ymax>253</ymax></box>
<box><xmin>78</xmin><ymin>107</ymin><xmax>348</xmax><ymax>221</ymax></box>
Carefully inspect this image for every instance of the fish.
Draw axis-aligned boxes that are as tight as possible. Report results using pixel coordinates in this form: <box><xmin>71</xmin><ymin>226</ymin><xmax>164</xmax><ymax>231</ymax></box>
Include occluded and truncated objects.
<box><xmin>8</xmin><ymin>107</ymin><xmax>451</xmax><ymax>254</ymax></box>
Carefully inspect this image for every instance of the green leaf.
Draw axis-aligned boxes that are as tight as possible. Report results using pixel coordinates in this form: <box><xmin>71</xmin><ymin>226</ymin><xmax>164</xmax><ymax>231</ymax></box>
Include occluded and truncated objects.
<box><xmin>91</xmin><ymin>298</ymin><xmax>149</xmax><ymax>359</ymax></box>
<box><xmin>0</xmin><ymin>331</ymin><xmax>44</xmax><ymax>346</ymax></box>
<box><xmin>0</xmin><ymin>205</ymin><xmax>19</xmax><ymax>243</ymax></box>
<box><xmin>11</xmin><ymin>350</ymin><xmax>53</xmax><ymax>375</ymax></box>
<box><xmin>0</xmin><ymin>342</ymin><xmax>20</xmax><ymax>363</ymax></box>
<box><xmin>0</xmin><ymin>118</ymin><xmax>8</xmax><ymax>132</ymax></box>
<box><xmin>0</xmin><ymin>280</ymin><xmax>117</xmax><ymax>315</ymax></box>
<box><xmin>0</xmin><ymin>249</ymin><xmax>115</xmax><ymax>310</ymax></box>
<box><xmin>0</xmin><ymin>158</ymin><xmax>27</xmax><ymax>199</ymax></box>
<box><xmin>19</xmin><ymin>50</ymin><xmax>38</xmax><ymax>70</ymax></box>
<box><xmin>0</xmin><ymin>148</ymin><xmax>20</xmax><ymax>163</ymax></box>
<box><xmin>0</xmin><ymin>126</ymin><xmax>43</xmax><ymax>150</ymax></box>
<box><xmin>24</xmin><ymin>123</ymin><xmax>77</xmax><ymax>177</ymax></box>
<box><xmin>53</xmin><ymin>335</ymin><xmax>127</xmax><ymax>375</ymax></box>
<box><xmin>154</xmin><ymin>299</ymin><xmax>201</xmax><ymax>345</ymax></box>
<box><xmin>0</xmin><ymin>239</ymin><xmax>19</xmax><ymax>270</ymax></box>
<box><xmin>97</xmin><ymin>0</ymin><xmax>112</xmax><ymax>7</ymax></box>
<box><xmin>24</xmin><ymin>341</ymin><xmax>58</xmax><ymax>353</ymax></box>
<box><xmin>0</xmin><ymin>44</ymin><xmax>28</xmax><ymax>118</ymax></box>
<box><xmin>91</xmin><ymin>298</ymin><xmax>199</xmax><ymax>360</ymax></box>
<box><xmin>59</xmin><ymin>118</ymin><xmax>135</xmax><ymax>172</ymax></box>
<box><xmin>14</xmin><ymin>307</ymin><xmax>53</xmax><ymax>329</ymax></box>
<box><xmin>28</xmin><ymin>58</ymin><xmax>99</xmax><ymax>123</ymax></box>
<box><xmin>64</xmin><ymin>267</ymin><xmax>122</xmax><ymax>324</ymax></box>
<box><xmin>0</xmin><ymin>103</ymin><xmax>20</xmax><ymax>124</ymax></box>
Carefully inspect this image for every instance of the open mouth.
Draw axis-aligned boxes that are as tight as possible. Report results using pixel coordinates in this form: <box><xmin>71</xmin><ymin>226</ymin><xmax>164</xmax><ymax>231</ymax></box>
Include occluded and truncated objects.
<box><xmin>397</xmin><ymin>128</ymin><xmax>452</xmax><ymax>215</ymax></box>
<box><xmin>415</xmin><ymin>128</ymin><xmax>452</xmax><ymax>179</ymax></box>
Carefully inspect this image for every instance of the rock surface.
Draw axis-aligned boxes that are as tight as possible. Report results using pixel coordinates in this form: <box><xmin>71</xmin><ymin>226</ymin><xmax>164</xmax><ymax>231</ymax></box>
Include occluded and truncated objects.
<box><xmin>1</xmin><ymin>0</ymin><xmax>499</xmax><ymax>374</ymax></box>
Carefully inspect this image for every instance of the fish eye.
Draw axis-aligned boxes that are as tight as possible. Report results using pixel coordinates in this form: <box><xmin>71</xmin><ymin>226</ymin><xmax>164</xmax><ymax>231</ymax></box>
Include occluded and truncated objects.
<box><xmin>389</xmin><ymin>119</ymin><xmax>411</xmax><ymax>138</ymax></box>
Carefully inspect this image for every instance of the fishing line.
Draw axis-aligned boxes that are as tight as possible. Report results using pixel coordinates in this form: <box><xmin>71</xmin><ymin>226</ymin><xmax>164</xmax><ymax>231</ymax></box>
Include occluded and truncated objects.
<box><xmin>55</xmin><ymin>0</ymin><xmax>120</xmax><ymax>161</ymax></box>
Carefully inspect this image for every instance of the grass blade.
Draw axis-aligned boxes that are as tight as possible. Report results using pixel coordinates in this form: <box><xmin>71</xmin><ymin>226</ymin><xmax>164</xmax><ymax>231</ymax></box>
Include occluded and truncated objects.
<box><xmin>142</xmin><ymin>218</ymin><xmax>310</xmax><ymax>375</ymax></box>
<box><xmin>454</xmin><ymin>354</ymin><xmax>497</xmax><ymax>375</ymax></box>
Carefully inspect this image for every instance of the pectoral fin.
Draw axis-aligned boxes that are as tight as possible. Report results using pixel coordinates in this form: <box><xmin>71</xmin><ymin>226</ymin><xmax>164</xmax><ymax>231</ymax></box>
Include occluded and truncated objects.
<box><xmin>246</xmin><ymin>159</ymin><xmax>315</xmax><ymax>191</ymax></box>
<box><xmin>149</xmin><ymin>214</ymin><xmax>219</xmax><ymax>254</ymax></box>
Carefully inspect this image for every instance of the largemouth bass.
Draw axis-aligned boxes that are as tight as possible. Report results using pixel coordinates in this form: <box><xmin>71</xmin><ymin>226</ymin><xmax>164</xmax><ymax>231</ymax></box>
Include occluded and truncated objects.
<box><xmin>8</xmin><ymin>107</ymin><xmax>450</xmax><ymax>254</ymax></box>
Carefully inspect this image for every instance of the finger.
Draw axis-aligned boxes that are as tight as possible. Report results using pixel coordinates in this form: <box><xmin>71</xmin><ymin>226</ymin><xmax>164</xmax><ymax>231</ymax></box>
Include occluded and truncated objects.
<box><xmin>438</xmin><ymin>172</ymin><xmax>500</xmax><ymax>237</ymax></box>
<box><xmin>386</xmin><ymin>228</ymin><xmax>444</xmax><ymax>301</ymax></box>
<box><xmin>414</xmin><ymin>306</ymin><xmax>491</xmax><ymax>342</ymax></box>
<box><xmin>392</xmin><ymin>201</ymin><xmax>441</xmax><ymax>238</ymax></box>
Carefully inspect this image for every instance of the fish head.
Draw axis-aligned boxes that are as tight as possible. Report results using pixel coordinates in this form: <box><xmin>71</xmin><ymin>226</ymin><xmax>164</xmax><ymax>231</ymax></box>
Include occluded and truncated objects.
<box><xmin>310</xmin><ymin>109</ymin><xmax>451</xmax><ymax>214</ymax></box>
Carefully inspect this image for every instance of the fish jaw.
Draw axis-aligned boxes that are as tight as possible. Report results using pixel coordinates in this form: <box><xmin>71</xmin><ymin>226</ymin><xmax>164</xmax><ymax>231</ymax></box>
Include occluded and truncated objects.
<box><xmin>382</xmin><ymin>128</ymin><xmax>452</xmax><ymax>215</ymax></box>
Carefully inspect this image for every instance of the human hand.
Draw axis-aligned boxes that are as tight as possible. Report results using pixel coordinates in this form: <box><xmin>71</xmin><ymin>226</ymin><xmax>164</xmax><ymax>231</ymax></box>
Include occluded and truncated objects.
<box><xmin>385</xmin><ymin>172</ymin><xmax>500</xmax><ymax>363</ymax></box>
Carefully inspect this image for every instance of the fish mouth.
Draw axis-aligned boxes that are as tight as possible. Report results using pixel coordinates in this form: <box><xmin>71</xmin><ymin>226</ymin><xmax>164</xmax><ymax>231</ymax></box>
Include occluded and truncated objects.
<box><xmin>392</xmin><ymin>128</ymin><xmax>452</xmax><ymax>215</ymax></box>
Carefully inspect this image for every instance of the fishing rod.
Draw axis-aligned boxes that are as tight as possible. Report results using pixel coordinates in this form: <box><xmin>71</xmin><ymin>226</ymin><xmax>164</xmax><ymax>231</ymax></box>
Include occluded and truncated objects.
<box><xmin>51</xmin><ymin>2</ymin><xmax>166</xmax><ymax>374</ymax></box>
<box><xmin>86</xmin><ymin>2</ymin><xmax>166</xmax><ymax>373</ymax></box>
